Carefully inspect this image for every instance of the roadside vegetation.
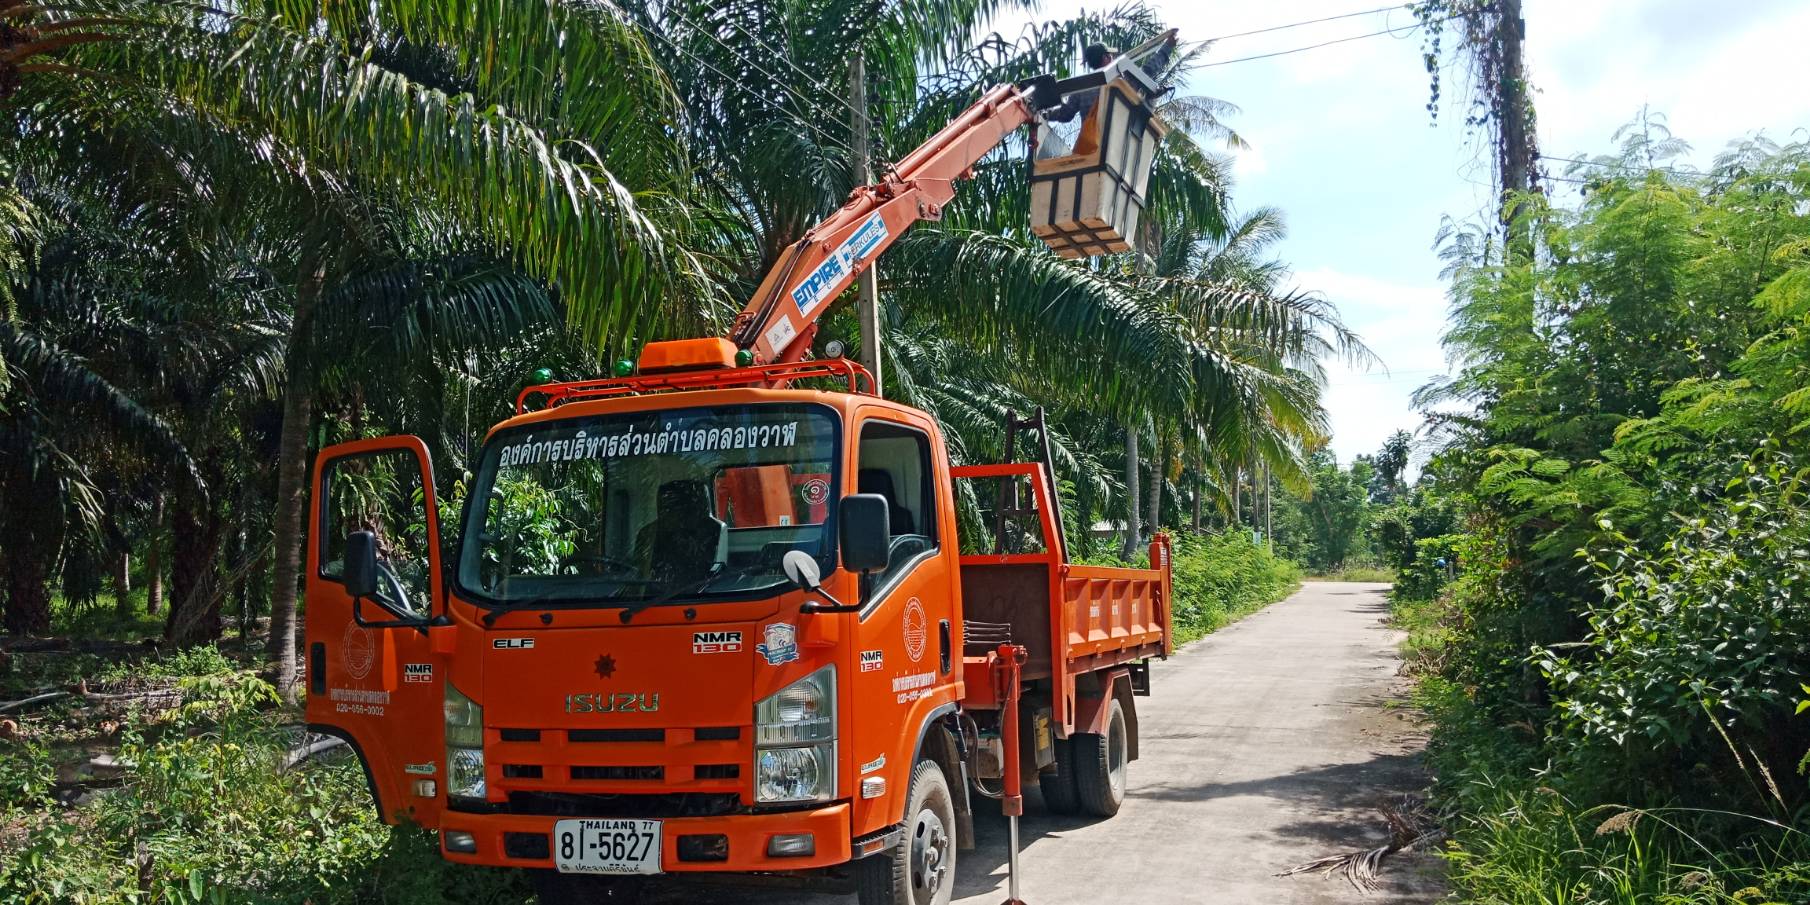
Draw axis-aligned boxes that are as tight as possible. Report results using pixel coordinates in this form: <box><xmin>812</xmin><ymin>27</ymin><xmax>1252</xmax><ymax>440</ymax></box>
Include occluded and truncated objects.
<box><xmin>0</xmin><ymin>0</ymin><xmax>1353</xmax><ymax>897</ymax></box>
<box><xmin>1388</xmin><ymin>123</ymin><xmax>1810</xmax><ymax>904</ymax></box>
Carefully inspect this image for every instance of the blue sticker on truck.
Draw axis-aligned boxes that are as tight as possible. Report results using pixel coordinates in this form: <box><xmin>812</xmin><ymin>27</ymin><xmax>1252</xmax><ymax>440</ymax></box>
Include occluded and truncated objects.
<box><xmin>790</xmin><ymin>214</ymin><xmax>889</xmax><ymax>318</ymax></box>
<box><xmin>756</xmin><ymin>623</ymin><xmax>799</xmax><ymax>666</ymax></box>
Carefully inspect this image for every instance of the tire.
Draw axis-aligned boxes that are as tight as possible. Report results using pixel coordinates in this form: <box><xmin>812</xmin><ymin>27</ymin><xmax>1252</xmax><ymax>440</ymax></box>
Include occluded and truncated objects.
<box><xmin>856</xmin><ymin>760</ymin><xmax>957</xmax><ymax>905</ymax></box>
<box><xmin>1072</xmin><ymin>696</ymin><xmax>1129</xmax><ymax>818</ymax></box>
<box><xmin>530</xmin><ymin>870</ymin><xmax>645</xmax><ymax>904</ymax></box>
<box><xmin>1037</xmin><ymin>737</ymin><xmax>1081</xmax><ymax>815</ymax></box>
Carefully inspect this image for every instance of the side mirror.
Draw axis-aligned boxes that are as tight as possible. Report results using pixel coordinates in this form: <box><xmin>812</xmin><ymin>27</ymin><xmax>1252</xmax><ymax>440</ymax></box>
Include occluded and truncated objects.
<box><xmin>344</xmin><ymin>530</ymin><xmax>379</xmax><ymax>599</ymax></box>
<box><xmin>781</xmin><ymin>550</ymin><xmax>822</xmax><ymax>591</ymax></box>
<box><xmin>839</xmin><ymin>494</ymin><xmax>892</xmax><ymax>574</ymax></box>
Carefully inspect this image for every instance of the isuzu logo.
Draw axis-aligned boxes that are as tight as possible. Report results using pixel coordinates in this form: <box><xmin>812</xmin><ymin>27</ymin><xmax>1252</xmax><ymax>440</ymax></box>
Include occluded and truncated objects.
<box><xmin>565</xmin><ymin>692</ymin><xmax>661</xmax><ymax>714</ymax></box>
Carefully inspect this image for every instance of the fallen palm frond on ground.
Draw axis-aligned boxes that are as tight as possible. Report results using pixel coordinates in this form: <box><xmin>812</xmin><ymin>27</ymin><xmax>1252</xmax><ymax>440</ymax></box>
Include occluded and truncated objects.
<box><xmin>1278</xmin><ymin>795</ymin><xmax>1444</xmax><ymax>892</ymax></box>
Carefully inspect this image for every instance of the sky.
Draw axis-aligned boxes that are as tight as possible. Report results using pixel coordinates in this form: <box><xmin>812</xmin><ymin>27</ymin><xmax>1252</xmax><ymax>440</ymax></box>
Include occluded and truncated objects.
<box><xmin>1001</xmin><ymin>0</ymin><xmax>1810</xmax><ymax>465</ymax></box>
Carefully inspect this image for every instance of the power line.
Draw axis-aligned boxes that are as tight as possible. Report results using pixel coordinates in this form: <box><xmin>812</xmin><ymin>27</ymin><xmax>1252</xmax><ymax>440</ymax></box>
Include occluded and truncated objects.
<box><xmin>638</xmin><ymin>23</ymin><xmax>857</xmax><ymax>157</ymax></box>
<box><xmin>1184</xmin><ymin>4</ymin><xmax>1412</xmax><ymax>48</ymax></box>
<box><xmin>1198</xmin><ymin>11</ymin><xmax>1465</xmax><ymax>69</ymax></box>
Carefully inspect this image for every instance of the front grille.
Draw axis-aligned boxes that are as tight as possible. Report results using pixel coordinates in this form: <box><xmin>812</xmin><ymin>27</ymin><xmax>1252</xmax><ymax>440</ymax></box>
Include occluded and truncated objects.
<box><xmin>499</xmin><ymin>791</ymin><xmax>743</xmax><ymax>819</ymax></box>
<box><xmin>695</xmin><ymin>764</ymin><xmax>740</xmax><ymax>780</ymax></box>
<box><xmin>571</xmin><ymin>765</ymin><xmax>664</xmax><ymax>781</ymax></box>
<box><xmin>569</xmin><ymin>728</ymin><xmax>665</xmax><ymax>743</ymax></box>
<box><xmin>502</xmin><ymin>764</ymin><xmax>544</xmax><ymax>779</ymax></box>
<box><xmin>499</xmin><ymin>728</ymin><xmax>541</xmax><ymax>742</ymax></box>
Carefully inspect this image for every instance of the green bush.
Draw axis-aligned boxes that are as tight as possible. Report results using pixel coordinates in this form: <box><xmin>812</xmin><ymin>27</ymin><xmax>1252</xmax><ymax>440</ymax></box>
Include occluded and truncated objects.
<box><xmin>0</xmin><ymin>659</ymin><xmax>527</xmax><ymax>905</ymax></box>
<box><xmin>1167</xmin><ymin>530</ymin><xmax>1301</xmax><ymax>643</ymax></box>
<box><xmin>1540</xmin><ymin>451</ymin><xmax>1810</xmax><ymax>797</ymax></box>
<box><xmin>1418</xmin><ymin>677</ymin><xmax>1810</xmax><ymax>905</ymax></box>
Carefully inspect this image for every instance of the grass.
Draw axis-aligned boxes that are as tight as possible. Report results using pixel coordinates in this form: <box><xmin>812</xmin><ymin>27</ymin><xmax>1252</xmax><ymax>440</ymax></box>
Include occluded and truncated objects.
<box><xmin>1393</xmin><ymin>592</ymin><xmax>1810</xmax><ymax>905</ymax></box>
<box><xmin>1306</xmin><ymin>565</ymin><xmax>1395</xmax><ymax>583</ymax></box>
<box><xmin>0</xmin><ymin>645</ymin><xmax>530</xmax><ymax>905</ymax></box>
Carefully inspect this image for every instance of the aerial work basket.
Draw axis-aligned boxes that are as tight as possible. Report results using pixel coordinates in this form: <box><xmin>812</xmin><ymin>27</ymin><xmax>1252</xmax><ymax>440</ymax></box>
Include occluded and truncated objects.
<box><xmin>1030</xmin><ymin>77</ymin><xmax>1169</xmax><ymax>259</ymax></box>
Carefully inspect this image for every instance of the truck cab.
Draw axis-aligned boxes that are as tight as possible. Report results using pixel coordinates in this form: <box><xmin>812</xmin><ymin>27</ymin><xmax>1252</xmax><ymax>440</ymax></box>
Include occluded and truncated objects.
<box><xmin>305</xmin><ymin>372</ymin><xmax>980</xmax><ymax>901</ymax></box>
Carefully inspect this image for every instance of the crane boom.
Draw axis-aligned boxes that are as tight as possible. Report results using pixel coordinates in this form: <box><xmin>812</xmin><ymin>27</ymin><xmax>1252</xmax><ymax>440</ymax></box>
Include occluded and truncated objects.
<box><xmin>729</xmin><ymin>83</ymin><xmax>1040</xmax><ymax>365</ymax></box>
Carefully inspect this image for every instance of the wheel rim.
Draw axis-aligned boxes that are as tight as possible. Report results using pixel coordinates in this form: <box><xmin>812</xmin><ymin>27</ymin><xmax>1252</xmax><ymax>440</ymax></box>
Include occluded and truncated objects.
<box><xmin>909</xmin><ymin>803</ymin><xmax>950</xmax><ymax>903</ymax></box>
<box><xmin>1107</xmin><ymin>708</ymin><xmax>1128</xmax><ymax>799</ymax></box>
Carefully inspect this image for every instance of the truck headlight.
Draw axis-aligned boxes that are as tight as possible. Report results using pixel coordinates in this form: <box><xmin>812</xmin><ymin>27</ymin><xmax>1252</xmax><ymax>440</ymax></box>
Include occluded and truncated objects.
<box><xmin>445</xmin><ymin>683</ymin><xmax>485</xmax><ymax>800</ymax></box>
<box><xmin>754</xmin><ymin>665</ymin><xmax>835</xmax><ymax>804</ymax></box>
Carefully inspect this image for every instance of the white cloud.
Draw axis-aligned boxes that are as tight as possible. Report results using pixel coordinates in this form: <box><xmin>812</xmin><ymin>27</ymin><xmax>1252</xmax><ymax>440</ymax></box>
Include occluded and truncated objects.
<box><xmin>1290</xmin><ymin>268</ymin><xmax>1451</xmax><ymax>465</ymax></box>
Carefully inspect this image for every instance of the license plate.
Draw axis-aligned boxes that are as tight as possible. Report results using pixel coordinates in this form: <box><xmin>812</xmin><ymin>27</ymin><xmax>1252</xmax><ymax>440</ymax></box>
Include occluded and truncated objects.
<box><xmin>553</xmin><ymin>818</ymin><xmax>662</xmax><ymax>875</ymax></box>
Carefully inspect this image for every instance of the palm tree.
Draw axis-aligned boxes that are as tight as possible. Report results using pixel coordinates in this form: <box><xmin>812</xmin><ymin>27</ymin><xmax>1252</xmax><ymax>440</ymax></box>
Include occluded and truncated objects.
<box><xmin>6</xmin><ymin>0</ymin><xmax>709</xmax><ymax>690</ymax></box>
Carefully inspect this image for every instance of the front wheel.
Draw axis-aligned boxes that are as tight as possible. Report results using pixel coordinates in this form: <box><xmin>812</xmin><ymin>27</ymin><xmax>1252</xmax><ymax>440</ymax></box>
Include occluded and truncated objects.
<box><xmin>856</xmin><ymin>760</ymin><xmax>957</xmax><ymax>905</ymax></box>
<box><xmin>529</xmin><ymin>870</ymin><xmax>644</xmax><ymax>903</ymax></box>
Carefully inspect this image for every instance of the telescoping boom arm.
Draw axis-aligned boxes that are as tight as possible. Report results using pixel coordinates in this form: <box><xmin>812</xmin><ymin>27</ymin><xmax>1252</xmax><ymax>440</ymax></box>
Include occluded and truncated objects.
<box><xmin>728</xmin><ymin>82</ymin><xmax>1043</xmax><ymax>365</ymax></box>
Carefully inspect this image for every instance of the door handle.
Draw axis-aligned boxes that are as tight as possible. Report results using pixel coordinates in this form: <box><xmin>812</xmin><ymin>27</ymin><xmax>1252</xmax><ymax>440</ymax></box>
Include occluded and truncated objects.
<box><xmin>939</xmin><ymin>620</ymin><xmax>951</xmax><ymax>674</ymax></box>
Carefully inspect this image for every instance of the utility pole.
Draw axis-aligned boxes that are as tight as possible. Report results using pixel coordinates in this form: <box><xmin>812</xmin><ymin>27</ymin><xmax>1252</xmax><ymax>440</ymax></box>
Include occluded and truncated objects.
<box><xmin>1497</xmin><ymin>0</ymin><xmax>1531</xmax><ymax>244</ymax></box>
<box><xmin>849</xmin><ymin>53</ymin><xmax>883</xmax><ymax>394</ymax></box>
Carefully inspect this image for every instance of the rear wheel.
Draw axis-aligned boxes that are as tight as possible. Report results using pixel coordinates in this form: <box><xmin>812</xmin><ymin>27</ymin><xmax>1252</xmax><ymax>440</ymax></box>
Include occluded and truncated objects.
<box><xmin>856</xmin><ymin>760</ymin><xmax>957</xmax><ymax>905</ymax></box>
<box><xmin>529</xmin><ymin>870</ymin><xmax>644</xmax><ymax>903</ymax></box>
<box><xmin>1073</xmin><ymin>697</ymin><xmax>1128</xmax><ymax>818</ymax></box>
<box><xmin>1037</xmin><ymin>737</ymin><xmax>1081</xmax><ymax>815</ymax></box>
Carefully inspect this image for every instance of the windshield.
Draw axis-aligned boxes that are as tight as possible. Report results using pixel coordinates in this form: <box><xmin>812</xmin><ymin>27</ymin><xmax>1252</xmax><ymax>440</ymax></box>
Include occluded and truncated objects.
<box><xmin>458</xmin><ymin>404</ymin><xmax>840</xmax><ymax>607</ymax></box>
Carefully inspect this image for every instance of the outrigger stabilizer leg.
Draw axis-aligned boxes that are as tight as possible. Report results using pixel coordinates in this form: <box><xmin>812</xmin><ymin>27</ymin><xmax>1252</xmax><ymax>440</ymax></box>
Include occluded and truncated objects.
<box><xmin>994</xmin><ymin>643</ymin><xmax>1031</xmax><ymax>905</ymax></box>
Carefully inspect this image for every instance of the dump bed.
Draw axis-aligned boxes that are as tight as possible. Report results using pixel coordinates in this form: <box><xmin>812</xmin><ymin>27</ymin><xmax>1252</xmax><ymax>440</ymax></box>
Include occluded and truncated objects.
<box><xmin>952</xmin><ymin>463</ymin><xmax>1172</xmax><ymax>733</ymax></box>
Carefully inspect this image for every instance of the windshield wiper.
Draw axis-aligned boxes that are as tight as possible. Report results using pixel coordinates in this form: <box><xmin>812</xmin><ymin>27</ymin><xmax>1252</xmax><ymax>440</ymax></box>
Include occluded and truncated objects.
<box><xmin>616</xmin><ymin>563</ymin><xmax>768</xmax><ymax>624</ymax></box>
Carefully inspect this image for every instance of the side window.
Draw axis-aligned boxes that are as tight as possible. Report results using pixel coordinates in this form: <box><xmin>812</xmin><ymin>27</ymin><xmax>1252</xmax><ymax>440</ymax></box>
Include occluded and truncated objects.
<box><xmin>856</xmin><ymin>421</ymin><xmax>938</xmax><ymax>589</ymax></box>
<box><xmin>320</xmin><ymin>450</ymin><xmax>433</xmax><ymax>616</ymax></box>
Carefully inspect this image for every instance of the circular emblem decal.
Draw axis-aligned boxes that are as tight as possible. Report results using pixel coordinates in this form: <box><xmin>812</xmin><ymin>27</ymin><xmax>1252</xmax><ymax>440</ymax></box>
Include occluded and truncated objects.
<box><xmin>801</xmin><ymin>478</ymin><xmax>830</xmax><ymax>506</ymax></box>
<box><xmin>342</xmin><ymin>621</ymin><xmax>377</xmax><ymax>681</ymax></box>
<box><xmin>902</xmin><ymin>598</ymin><xmax>928</xmax><ymax>663</ymax></box>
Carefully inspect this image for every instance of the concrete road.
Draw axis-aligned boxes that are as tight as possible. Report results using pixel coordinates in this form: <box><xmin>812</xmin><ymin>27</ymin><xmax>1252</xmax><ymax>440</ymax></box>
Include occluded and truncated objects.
<box><xmin>647</xmin><ymin>581</ymin><xmax>1445</xmax><ymax>904</ymax></box>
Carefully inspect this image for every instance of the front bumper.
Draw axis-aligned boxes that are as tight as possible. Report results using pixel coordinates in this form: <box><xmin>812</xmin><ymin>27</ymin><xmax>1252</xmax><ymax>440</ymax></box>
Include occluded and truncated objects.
<box><xmin>439</xmin><ymin>802</ymin><xmax>854</xmax><ymax>872</ymax></box>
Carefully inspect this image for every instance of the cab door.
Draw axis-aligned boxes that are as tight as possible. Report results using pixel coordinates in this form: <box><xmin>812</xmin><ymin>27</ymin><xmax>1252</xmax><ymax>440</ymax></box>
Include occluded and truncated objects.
<box><xmin>845</xmin><ymin>411</ymin><xmax>963</xmax><ymax>836</ymax></box>
<box><xmin>304</xmin><ymin>436</ymin><xmax>449</xmax><ymax>827</ymax></box>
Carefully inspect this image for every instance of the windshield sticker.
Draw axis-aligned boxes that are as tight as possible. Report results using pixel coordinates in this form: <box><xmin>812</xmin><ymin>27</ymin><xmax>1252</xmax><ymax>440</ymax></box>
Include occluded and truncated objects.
<box><xmin>860</xmin><ymin>649</ymin><xmax>884</xmax><ymax>672</ymax></box>
<box><xmin>801</xmin><ymin>478</ymin><xmax>830</xmax><ymax>506</ymax></box>
<box><xmin>497</xmin><ymin>421</ymin><xmax>803</xmax><ymax>468</ymax></box>
<box><xmin>756</xmin><ymin>623</ymin><xmax>799</xmax><ymax>666</ymax></box>
<box><xmin>693</xmin><ymin>631</ymin><xmax>743</xmax><ymax>654</ymax></box>
<box><xmin>902</xmin><ymin>598</ymin><xmax>928</xmax><ymax>663</ymax></box>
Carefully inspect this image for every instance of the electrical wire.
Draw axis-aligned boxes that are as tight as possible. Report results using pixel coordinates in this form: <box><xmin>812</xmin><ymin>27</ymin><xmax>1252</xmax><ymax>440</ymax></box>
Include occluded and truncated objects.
<box><xmin>1198</xmin><ymin>11</ymin><xmax>1466</xmax><ymax>69</ymax></box>
<box><xmin>1182</xmin><ymin>4</ymin><xmax>1414</xmax><ymax>48</ymax></box>
<box><xmin>639</xmin><ymin>23</ymin><xmax>858</xmax><ymax>157</ymax></box>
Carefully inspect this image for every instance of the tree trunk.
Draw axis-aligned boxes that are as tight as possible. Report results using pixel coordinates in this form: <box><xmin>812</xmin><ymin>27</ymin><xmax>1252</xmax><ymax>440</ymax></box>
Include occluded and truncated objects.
<box><xmin>1119</xmin><ymin>427</ymin><xmax>1141</xmax><ymax>560</ymax></box>
<box><xmin>268</xmin><ymin>262</ymin><xmax>322</xmax><ymax>703</ymax></box>
<box><xmin>113</xmin><ymin>552</ymin><xmax>132</xmax><ymax>617</ymax></box>
<box><xmin>1191</xmin><ymin>476</ymin><xmax>1202</xmax><ymax>533</ymax></box>
<box><xmin>166</xmin><ymin>482</ymin><xmax>227</xmax><ymax>647</ymax></box>
<box><xmin>1230</xmin><ymin>465</ymin><xmax>1241</xmax><ymax>528</ymax></box>
<box><xmin>2</xmin><ymin>552</ymin><xmax>52</xmax><ymax>635</ymax></box>
<box><xmin>0</xmin><ymin>459</ymin><xmax>64</xmax><ymax>634</ymax></box>
<box><xmin>1146</xmin><ymin>433</ymin><xmax>1167</xmax><ymax>537</ymax></box>
<box><xmin>145</xmin><ymin>494</ymin><xmax>164</xmax><ymax>615</ymax></box>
